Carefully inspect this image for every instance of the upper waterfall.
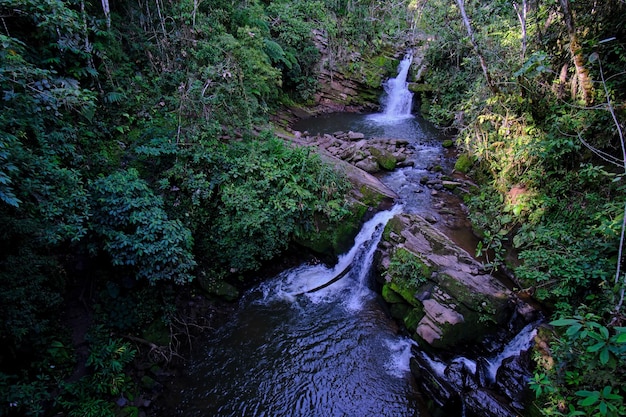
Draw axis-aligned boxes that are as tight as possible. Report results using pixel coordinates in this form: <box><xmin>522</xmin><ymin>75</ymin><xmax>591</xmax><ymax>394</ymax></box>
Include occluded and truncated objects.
<box><xmin>368</xmin><ymin>54</ymin><xmax>414</xmax><ymax>123</ymax></box>
<box><xmin>382</xmin><ymin>54</ymin><xmax>414</xmax><ymax>117</ymax></box>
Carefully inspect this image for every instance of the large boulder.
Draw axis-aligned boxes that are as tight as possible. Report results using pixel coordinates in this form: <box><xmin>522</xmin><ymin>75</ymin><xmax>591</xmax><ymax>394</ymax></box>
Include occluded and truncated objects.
<box><xmin>376</xmin><ymin>213</ymin><xmax>514</xmax><ymax>350</ymax></box>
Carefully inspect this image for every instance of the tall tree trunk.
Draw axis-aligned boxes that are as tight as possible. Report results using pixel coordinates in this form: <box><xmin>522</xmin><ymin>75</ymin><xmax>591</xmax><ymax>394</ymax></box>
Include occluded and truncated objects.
<box><xmin>558</xmin><ymin>0</ymin><xmax>594</xmax><ymax>105</ymax></box>
<box><xmin>101</xmin><ymin>0</ymin><xmax>110</xmax><ymax>29</ymax></box>
<box><xmin>514</xmin><ymin>0</ymin><xmax>528</xmax><ymax>60</ymax></box>
<box><xmin>455</xmin><ymin>0</ymin><xmax>499</xmax><ymax>95</ymax></box>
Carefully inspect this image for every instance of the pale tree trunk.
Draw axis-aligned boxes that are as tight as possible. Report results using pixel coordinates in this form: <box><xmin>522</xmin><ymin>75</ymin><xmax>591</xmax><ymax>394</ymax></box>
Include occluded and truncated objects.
<box><xmin>558</xmin><ymin>0</ymin><xmax>594</xmax><ymax>105</ymax></box>
<box><xmin>455</xmin><ymin>0</ymin><xmax>499</xmax><ymax>95</ymax></box>
<box><xmin>101</xmin><ymin>0</ymin><xmax>110</xmax><ymax>29</ymax></box>
<box><xmin>514</xmin><ymin>0</ymin><xmax>528</xmax><ymax>60</ymax></box>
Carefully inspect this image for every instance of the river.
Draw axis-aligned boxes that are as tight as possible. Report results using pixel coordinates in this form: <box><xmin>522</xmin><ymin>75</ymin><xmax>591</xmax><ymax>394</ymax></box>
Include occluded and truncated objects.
<box><xmin>168</xmin><ymin>111</ymin><xmax>475</xmax><ymax>416</ymax></box>
<box><xmin>167</xmin><ymin>56</ymin><xmax>527</xmax><ymax>417</ymax></box>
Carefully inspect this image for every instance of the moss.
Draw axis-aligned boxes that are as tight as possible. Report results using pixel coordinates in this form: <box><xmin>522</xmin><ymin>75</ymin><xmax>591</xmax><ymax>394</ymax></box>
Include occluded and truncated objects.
<box><xmin>408</xmin><ymin>83</ymin><xmax>434</xmax><ymax>93</ymax></box>
<box><xmin>198</xmin><ymin>272</ymin><xmax>240</xmax><ymax>301</ymax></box>
<box><xmin>435</xmin><ymin>273</ymin><xmax>509</xmax><ymax>328</ymax></box>
<box><xmin>442</xmin><ymin>139</ymin><xmax>454</xmax><ymax>148</ymax></box>
<box><xmin>404</xmin><ymin>307</ymin><xmax>425</xmax><ymax>331</ymax></box>
<box><xmin>118</xmin><ymin>407</ymin><xmax>139</xmax><ymax>417</ymax></box>
<box><xmin>369</xmin><ymin>146</ymin><xmax>397</xmax><ymax>170</ymax></box>
<box><xmin>389</xmin><ymin>303</ymin><xmax>412</xmax><ymax>321</ymax></box>
<box><xmin>382</xmin><ymin>283</ymin><xmax>406</xmax><ymax>304</ymax></box>
<box><xmin>362</xmin><ymin>56</ymin><xmax>399</xmax><ymax>88</ymax></box>
<box><xmin>357</xmin><ymin>184</ymin><xmax>387</xmax><ymax>208</ymax></box>
<box><xmin>454</xmin><ymin>153</ymin><xmax>474</xmax><ymax>173</ymax></box>
<box><xmin>298</xmin><ymin>202</ymin><xmax>367</xmax><ymax>256</ymax></box>
<box><xmin>388</xmin><ymin>280</ymin><xmax>420</xmax><ymax>307</ymax></box>
<box><xmin>388</xmin><ymin>247</ymin><xmax>431</xmax><ymax>286</ymax></box>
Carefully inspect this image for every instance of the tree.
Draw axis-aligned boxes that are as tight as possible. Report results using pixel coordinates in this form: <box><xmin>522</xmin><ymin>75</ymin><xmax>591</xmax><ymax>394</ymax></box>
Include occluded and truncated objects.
<box><xmin>455</xmin><ymin>0</ymin><xmax>499</xmax><ymax>95</ymax></box>
<box><xmin>558</xmin><ymin>0</ymin><xmax>594</xmax><ymax>105</ymax></box>
<box><xmin>89</xmin><ymin>169</ymin><xmax>196</xmax><ymax>285</ymax></box>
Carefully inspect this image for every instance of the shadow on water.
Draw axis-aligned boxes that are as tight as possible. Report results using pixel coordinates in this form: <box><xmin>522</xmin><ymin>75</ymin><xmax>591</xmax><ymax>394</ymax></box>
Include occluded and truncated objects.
<box><xmin>170</xmin><ymin>210</ymin><xmax>428</xmax><ymax>417</ymax></box>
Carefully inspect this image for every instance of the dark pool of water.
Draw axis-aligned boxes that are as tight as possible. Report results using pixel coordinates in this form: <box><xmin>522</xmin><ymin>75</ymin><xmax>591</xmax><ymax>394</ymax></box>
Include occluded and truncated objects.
<box><xmin>170</xmin><ymin>113</ymin><xmax>480</xmax><ymax>417</ymax></box>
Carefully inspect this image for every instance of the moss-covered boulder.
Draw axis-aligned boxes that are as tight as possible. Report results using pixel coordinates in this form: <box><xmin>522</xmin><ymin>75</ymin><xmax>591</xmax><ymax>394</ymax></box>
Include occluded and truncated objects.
<box><xmin>369</xmin><ymin>146</ymin><xmax>397</xmax><ymax>170</ymax></box>
<box><xmin>376</xmin><ymin>213</ymin><xmax>515</xmax><ymax>350</ymax></box>
<box><xmin>454</xmin><ymin>153</ymin><xmax>475</xmax><ymax>173</ymax></box>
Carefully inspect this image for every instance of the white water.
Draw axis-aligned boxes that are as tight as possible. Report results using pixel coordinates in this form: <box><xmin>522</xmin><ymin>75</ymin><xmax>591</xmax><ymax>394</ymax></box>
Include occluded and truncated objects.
<box><xmin>419</xmin><ymin>322</ymin><xmax>537</xmax><ymax>385</ymax></box>
<box><xmin>175</xmin><ymin>205</ymin><xmax>421</xmax><ymax>417</ymax></box>
<box><xmin>485</xmin><ymin>323</ymin><xmax>537</xmax><ymax>382</ymax></box>
<box><xmin>275</xmin><ymin>205</ymin><xmax>402</xmax><ymax>305</ymax></box>
<box><xmin>369</xmin><ymin>54</ymin><xmax>414</xmax><ymax>123</ymax></box>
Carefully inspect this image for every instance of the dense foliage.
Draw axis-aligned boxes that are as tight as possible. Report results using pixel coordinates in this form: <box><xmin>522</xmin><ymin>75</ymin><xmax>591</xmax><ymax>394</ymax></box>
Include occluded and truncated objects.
<box><xmin>414</xmin><ymin>0</ymin><xmax>626</xmax><ymax>415</ymax></box>
<box><xmin>0</xmin><ymin>0</ymin><xmax>413</xmax><ymax>414</ymax></box>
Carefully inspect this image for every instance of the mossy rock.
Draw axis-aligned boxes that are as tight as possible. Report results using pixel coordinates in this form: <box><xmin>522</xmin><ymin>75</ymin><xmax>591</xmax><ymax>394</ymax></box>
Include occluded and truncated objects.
<box><xmin>404</xmin><ymin>307</ymin><xmax>425</xmax><ymax>331</ymax></box>
<box><xmin>408</xmin><ymin>83</ymin><xmax>434</xmax><ymax>93</ymax></box>
<box><xmin>383</xmin><ymin>215</ymin><xmax>405</xmax><ymax>240</ymax></box>
<box><xmin>442</xmin><ymin>139</ymin><xmax>454</xmax><ymax>148</ymax></box>
<box><xmin>382</xmin><ymin>283</ymin><xmax>406</xmax><ymax>304</ymax></box>
<box><xmin>454</xmin><ymin>153</ymin><xmax>474</xmax><ymax>173</ymax></box>
<box><xmin>198</xmin><ymin>272</ymin><xmax>240</xmax><ymax>302</ymax></box>
<box><xmin>118</xmin><ymin>407</ymin><xmax>139</xmax><ymax>417</ymax></box>
<box><xmin>388</xmin><ymin>280</ymin><xmax>420</xmax><ymax>307</ymax></box>
<box><xmin>141</xmin><ymin>375</ymin><xmax>157</xmax><ymax>390</ymax></box>
<box><xmin>369</xmin><ymin>146</ymin><xmax>397</xmax><ymax>170</ymax></box>
<box><xmin>389</xmin><ymin>302</ymin><xmax>412</xmax><ymax>321</ymax></box>
<box><xmin>435</xmin><ymin>273</ymin><xmax>507</xmax><ymax>320</ymax></box>
<box><xmin>297</xmin><ymin>202</ymin><xmax>366</xmax><ymax>257</ymax></box>
<box><xmin>387</xmin><ymin>247</ymin><xmax>431</xmax><ymax>287</ymax></box>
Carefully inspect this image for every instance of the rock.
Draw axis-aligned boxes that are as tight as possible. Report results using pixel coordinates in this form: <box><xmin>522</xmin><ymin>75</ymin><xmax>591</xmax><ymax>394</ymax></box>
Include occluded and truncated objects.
<box><xmin>442</xmin><ymin>139</ymin><xmax>454</xmax><ymax>148</ymax></box>
<box><xmin>442</xmin><ymin>180</ymin><xmax>462</xmax><ymax>190</ymax></box>
<box><xmin>355</xmin><ymin>156</ymin><xmax>380</xmax><ymax>173</ymax></box>
<box><xmin>455</xmin><ymin>153</ymin><xmax>474</xmax><ymax>173</ymax></box>
<box><xmin>464</xmin><ymin>388</ymin><xmax>519</xmax><ymax>417</ymax></box>
<box><xmin>496</xmin><ymin>352</ymin><xmax>532</xmax><ymax>408</ymax></box>
<box><xmin>376</xmin><ymin>213</ymin><xmax>516</xmax><ymax>349</ymax></box>
<box><xmin>368</xmin><ymin>146</ymin><xmax>397</xmax><ymax>170</ymax></box>
<box><xmin>410</xmin><ymin>354</ymin><xmax>459</xmax><ymax>407</ymax></box>
<box><xmin>197</xmin><ymin>273</ymin><xmax>240</xmax><ymax>302</ymax></box>
<box><xmin>424</xmin><ymin>214</ymin><xmax>438</xmax><ymax>224</ymax></box>
<box><xmin>347</xmin><ymin>131</ymin><xmax>365</xmax><ymax>140</ymax></box>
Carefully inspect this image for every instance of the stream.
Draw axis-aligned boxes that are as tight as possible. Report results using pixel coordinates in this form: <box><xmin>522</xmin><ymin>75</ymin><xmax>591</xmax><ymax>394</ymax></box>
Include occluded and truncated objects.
<box><xmin>170</xmin><ymin>56</ymin><xmax>535</xmax><ymax>417</ymax></box>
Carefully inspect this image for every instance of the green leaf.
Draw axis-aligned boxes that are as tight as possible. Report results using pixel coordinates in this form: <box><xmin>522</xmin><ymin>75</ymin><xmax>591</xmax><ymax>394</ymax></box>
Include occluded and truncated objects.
<box><xmin>599</xmin><ymin>326</ymin><xmax>609</xmax><ymax>340</ymax></box>
<box><xmin>566</xmin><ymin>323</ymin><xmax>583</xmax><ymax>336</ymax></box>
<box><xmin>576</xmin><ymin>390</ymin><xmax>599</xmax><ymax>406</ymax></box>
<box><xmin>599</xmin><ymin>348</ymin><xmax>610</xmax><ymax>365</ymax></box>
<box><xmin>588</xmin><ymin>341</ymin><xmax>606</xmax><ymax>352</ymax></box>
<box><xmin>551</xmin><ymin>318</ymin><xmax>580</xmax><ymax>326</ymax></box>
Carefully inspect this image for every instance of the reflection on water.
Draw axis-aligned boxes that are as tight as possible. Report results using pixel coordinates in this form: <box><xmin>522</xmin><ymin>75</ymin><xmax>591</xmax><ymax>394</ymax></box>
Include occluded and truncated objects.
<box><xmin>173</xmin><ymin>113</ymin><xmax>479</xmax><ymax>417</ymax></box>
<box><xmin>173</xmin><ymin>210</ymin><xmax>423</xmax><ymax>417</ymax></box>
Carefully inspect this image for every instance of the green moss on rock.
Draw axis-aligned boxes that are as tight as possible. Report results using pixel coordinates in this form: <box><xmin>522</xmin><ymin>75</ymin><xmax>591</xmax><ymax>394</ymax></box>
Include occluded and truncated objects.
<box><xmin>404</xmin><ymin>307</ymin><xmax>425</xmax><ymax>331</ymax></box>
<box><xmin>297</xmin><ymin>202</ymin><xmax>367</xmax><ymax>256</ymax></box>
<box><xmin>454</xmin><ymin>153</ymin><xmax>474</xmax><ymax>173</ymax></box>
<box><xmin>382</xmin><ymin>283</ymin><xmax>406</xmax><ymax>304</ymax></box>
<box><xmin>198</xmin><ymin>272</ymin><xmax>240</xmax><ymax>301</ymax></box>
<box><xmin>389</xmin><ymin>303</ymin><xmax>412</xmax><ymax>321</ymax></box>
<box><xmin>369</xmin><ymin>146</ymin><xmax>397</xmax><ymax>171</ymax></box>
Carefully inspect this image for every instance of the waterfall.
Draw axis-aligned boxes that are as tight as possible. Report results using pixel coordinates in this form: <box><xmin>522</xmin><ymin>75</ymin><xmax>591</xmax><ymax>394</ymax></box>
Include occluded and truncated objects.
<box><xmin>369</xmin><ymin>54</ymin><xmax>414</xmax><ymax>123</ymax></box>
<box><xmin>177</xmin><ymin>204</ymin><xmax>422</xmax><ymax>417</ymax></box>
<box><xmin>274</xmin><ymin>205</ymin><xmax>402</xmax><ymax>305</ymax></box>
